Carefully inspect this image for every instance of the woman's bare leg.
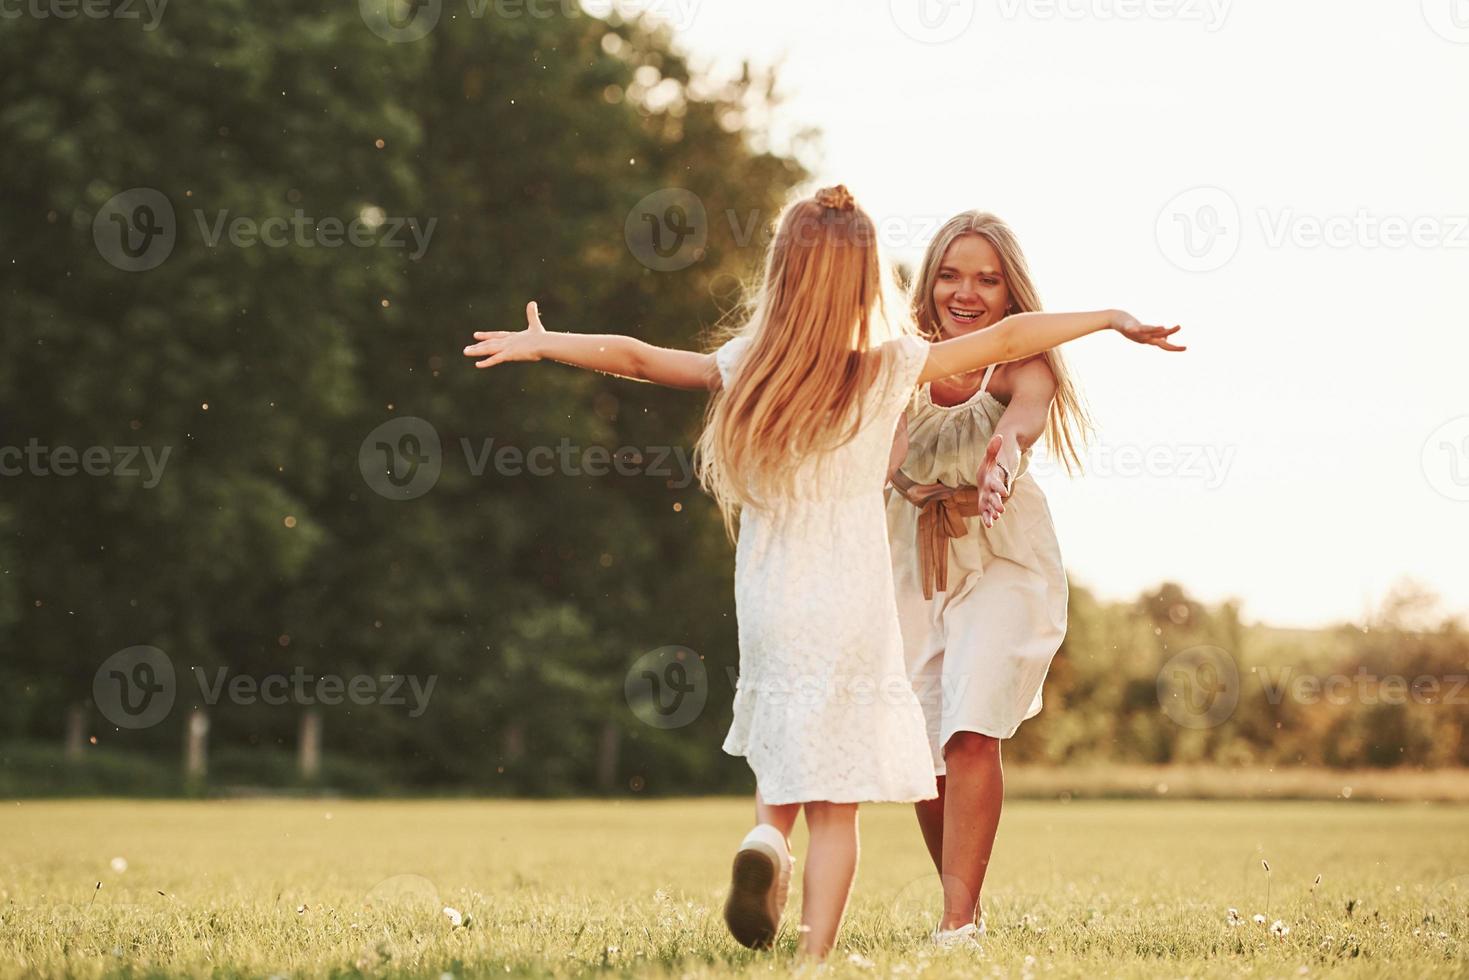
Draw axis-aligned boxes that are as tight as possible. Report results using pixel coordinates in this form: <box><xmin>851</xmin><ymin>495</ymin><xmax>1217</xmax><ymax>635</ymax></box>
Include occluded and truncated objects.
<box><xmin>914</xmin><ymin>774</ymin><xmax>947</xmax><ymax>870</ymax></box>
<box><xmin>797</xmin><ymin>802</ymin><xmax>860</xmax><ymax>958</ymax></box>
<box><xmin>936</xmin><ymin>732</ymin><xmax>1003</xmax><ymax>930</ymax></box>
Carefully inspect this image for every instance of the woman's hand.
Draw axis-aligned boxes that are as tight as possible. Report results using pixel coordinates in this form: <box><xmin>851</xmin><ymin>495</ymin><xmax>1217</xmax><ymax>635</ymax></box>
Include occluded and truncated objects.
<box><xmin>976</xmin><ymin>444</ymin><xmax>1011</xmax><ymax>528</ymax></box>
<box><xmin>463</xmin><ymin>301</ymin><xmax>549</xmax><ymax>368</ymax></box>
<box><xmin>974</xmin><ymin>433</ymin><xmax>1008</xmax><ymax>529</ymax></box>
<box><xmin>1109</xmin><ymin>311</ymin><xmax>1187</xmax><ymax>351</ymax></box>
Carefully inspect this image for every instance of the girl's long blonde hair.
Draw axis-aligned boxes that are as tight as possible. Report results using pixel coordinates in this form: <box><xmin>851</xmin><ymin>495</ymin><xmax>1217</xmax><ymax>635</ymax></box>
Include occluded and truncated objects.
<box><xmin>696</xmin><ymin>185</ymin><xmax>911</xmax><ymax>538</ymax></box>
<box><xmin>911</xmin><ymin>211</ymin><xmax>1092</xmax><ymax>473</ymax></box>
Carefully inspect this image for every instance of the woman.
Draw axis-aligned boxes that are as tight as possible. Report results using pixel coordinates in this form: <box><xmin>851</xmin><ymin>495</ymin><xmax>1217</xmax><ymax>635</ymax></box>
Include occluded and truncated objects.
<box><xmin>885</xmin><ymin>211</ymin><xmax>1092</xmax><ymax>947</ymax></box>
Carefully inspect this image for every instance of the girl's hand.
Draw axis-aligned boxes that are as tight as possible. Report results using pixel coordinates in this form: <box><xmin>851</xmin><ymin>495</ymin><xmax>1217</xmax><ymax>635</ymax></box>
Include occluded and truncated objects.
<box><xmin>1109</xmin><ymin>311</ymin><xmax>1187</xmax><ymax>351</ymax></box>
<box><xmin>463</xmin><ymin>301</ymin><xmax>549</xmax><ymax>368</ymax></box>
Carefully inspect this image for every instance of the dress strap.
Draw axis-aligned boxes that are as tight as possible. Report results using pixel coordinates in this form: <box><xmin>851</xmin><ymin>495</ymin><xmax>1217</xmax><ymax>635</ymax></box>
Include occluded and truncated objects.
<box><xmin>979</xmin><ymin>363</ymin><xmax>997</xmax><ymax>393</ymax></box>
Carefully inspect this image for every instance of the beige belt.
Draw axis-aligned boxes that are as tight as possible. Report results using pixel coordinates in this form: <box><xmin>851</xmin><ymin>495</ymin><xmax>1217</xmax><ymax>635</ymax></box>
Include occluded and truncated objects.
<box><xmin>890</xmin><ymin>471</ymin><xmax>981</xmax><ymax>601</ymax></box>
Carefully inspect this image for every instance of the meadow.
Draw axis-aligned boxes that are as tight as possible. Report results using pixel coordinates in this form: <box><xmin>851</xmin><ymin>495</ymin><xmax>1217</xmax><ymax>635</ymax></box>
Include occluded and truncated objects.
<box><xmin>2</xmin><ymin>798</ymin><xmax>1466</xmax><ymax>978</ymax></box>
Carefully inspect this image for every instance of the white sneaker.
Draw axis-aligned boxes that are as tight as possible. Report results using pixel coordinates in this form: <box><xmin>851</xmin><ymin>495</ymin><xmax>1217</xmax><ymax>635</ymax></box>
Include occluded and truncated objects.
<box><xmin>723</xmin><ymin>824</ymin><xmax>793</xmax><ymax>949</ymax></box>
<box><xmin>932</xmin><ymin>918</ymin><xmax>986</xmax><ymax>949</ymax></box>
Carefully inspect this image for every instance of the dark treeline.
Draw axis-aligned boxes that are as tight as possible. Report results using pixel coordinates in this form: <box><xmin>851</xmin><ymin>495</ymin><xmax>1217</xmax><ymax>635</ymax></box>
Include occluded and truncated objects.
<box><xmin>1</xmin><ymin>3</ymin><xmax>1463</xmax><ymax>797</ymax></box>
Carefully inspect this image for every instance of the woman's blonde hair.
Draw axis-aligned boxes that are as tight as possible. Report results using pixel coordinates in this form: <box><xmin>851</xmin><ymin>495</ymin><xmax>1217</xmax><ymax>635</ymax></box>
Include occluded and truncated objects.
<box><xmin>910</xmin><ymin>210</ymin><xmax>1092</xmax><ymax>472</ymax></box>
<box><xmin>696</xmin><ymin>185</ymin><xmax>911</xmax><ymax>539</ymax></box>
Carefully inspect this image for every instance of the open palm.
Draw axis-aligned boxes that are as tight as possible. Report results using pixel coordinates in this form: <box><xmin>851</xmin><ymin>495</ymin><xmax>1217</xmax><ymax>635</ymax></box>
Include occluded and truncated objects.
<box><xmin>463</xmin><ymin>300</ymin><xmax>547</xmax><ymax>368</ymax></box>
<box><xmin>1113</xmin><ymin>314</ymin><xmax>1187</xmax><ymax>352</ymax></box>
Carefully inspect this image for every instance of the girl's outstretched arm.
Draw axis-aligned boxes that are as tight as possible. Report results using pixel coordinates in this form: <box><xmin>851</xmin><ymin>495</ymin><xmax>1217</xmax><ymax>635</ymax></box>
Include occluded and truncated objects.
<box><xmin>463</xmin><ymin>301</ymin><xmax>719</xmax><ymax>391</ymax></box>
<box><xmin>917</xmin><ymin>310</ymin><xmax>1185</xmax><ymax>386</ymax></box>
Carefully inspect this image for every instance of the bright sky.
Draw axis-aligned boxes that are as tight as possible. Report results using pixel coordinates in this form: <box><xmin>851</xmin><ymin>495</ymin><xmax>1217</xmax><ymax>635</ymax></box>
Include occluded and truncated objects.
<box><xmin>630</xmin><ymin>0</ymin><xmax>1468</xmax><ymax>627</ymax></box>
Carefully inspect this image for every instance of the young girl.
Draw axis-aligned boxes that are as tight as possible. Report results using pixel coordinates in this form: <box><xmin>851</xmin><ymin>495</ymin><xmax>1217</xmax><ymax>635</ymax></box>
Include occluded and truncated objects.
<box><xmin>462</xmin><ymin>186</ymin><xmax>1183</xmax><ymax>959</ymax></box>
<box><xmin>885</xmin><ymin>211</ymin><xmax>1105</xmax><ymax>947</ymax></box>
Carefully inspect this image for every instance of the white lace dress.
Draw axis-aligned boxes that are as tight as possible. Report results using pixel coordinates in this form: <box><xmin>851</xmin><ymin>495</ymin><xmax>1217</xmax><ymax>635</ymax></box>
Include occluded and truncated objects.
<box><xmin>716</xmin><ymin>333</ymin><xmax>938</xmax><ymax>805</ymax></box>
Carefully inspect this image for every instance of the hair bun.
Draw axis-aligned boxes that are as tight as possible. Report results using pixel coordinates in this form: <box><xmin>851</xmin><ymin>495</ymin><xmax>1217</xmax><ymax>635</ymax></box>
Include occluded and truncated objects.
<box><xmin>813</xmin><ymin>184</ymin><xmax>855</xmax><ymax>212</ymax></box>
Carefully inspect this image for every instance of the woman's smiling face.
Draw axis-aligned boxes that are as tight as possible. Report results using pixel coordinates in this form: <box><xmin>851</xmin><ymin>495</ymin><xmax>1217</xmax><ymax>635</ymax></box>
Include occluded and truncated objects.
<box><xmin>931</xmin><ymin>234</ymin><xmax>1011</xmax><ymax>338</ymax></box>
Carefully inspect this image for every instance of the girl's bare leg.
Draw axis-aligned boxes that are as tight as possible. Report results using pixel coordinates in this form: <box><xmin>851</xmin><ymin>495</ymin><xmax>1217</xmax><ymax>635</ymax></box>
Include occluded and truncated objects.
<box><xmin>725</xmin><ymin>789</ymin><xmax>800</xmax><ymax>951</ymax></box>
<box><xmin>797</xmin><ymin>802</ymin><xmax>860</xmax><ymax>958</ymax></box>
<box><xmin>756</xmin><ymin>788</ymin><xmax>800</xmax><ymax>839</ymax></box>
<box><xmin>935</xmin><ymin>732</ymin><xmax>1003</xmax><ymax>930</ymax></box>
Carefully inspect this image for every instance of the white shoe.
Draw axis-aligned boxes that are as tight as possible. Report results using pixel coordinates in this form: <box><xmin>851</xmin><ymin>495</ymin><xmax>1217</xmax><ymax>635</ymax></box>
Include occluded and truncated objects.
<box><xmin>723</xmin><ymin>824</ymin><xmax>793</xmax><ymax>949</ymax></box>
<box><xmin>932</xmin><ymin>918</ymin><xmax>986</xmax><ymax>949</ymax></box>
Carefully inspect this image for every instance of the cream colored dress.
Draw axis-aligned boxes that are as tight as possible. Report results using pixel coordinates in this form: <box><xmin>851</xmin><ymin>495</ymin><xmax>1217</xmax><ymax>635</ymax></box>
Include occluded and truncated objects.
<box><xmin>884</xmin><ymin>364</ymin><xmax>1068</xmax><ymax>772</ymax></box>
<box><xmin>717</xmin><ymin>333</ymin><xmax>938</xmax><ymax>805</ymax></box>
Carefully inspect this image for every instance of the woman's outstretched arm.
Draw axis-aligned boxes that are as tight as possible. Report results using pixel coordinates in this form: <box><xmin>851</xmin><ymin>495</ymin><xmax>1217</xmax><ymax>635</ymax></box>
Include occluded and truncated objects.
<box><xmin>917</xmin><ymin>310</ymin><xmax>1184</xmax><ymax>386</ymax></box>
<box><xmin>971</xmin><ymin>357</ymin><xmax>1059</xmax><ymax>525</ymax></box>
<box><xmin>463</xmin><ymin>301</ymin><xmax>719</xmax><ymax>391</ymax></box>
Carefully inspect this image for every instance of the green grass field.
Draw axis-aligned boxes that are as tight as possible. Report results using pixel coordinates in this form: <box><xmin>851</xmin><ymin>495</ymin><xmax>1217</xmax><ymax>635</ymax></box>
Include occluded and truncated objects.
<box><xmin>3</xmin><ymin>799</ymin><xmax>1466</xmax><ymax>978</ymax></box>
